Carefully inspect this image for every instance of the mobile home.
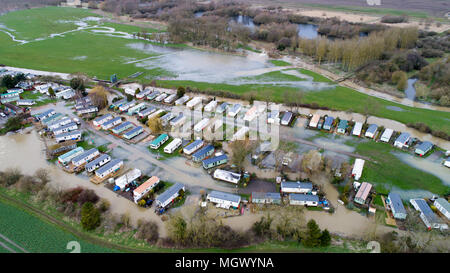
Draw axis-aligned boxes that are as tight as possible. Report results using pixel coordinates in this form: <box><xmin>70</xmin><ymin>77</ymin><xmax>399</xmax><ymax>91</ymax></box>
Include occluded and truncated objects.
<box><xmin>192</xmin><ymin>144</ymin><xmax>214</xmax><ymax>162</ymax></box>
<box><xmin>410</xmin><ymin>199</ymin><xmax>448</xmax><ymax>230</ymax></box>
<box><xmin>93</xmin><ymin>114</ymin><xmax>113</xmax><ymax>127</ymax></box>
<box><xmin>243</xmin><ymin>105</ymin><xmax>258</xmax><ymax>122</ymax></box>
<box><xmin>231</xmin><ymin>127</ymin><xmax>249</xmax><ymax>141</ymax></box>
<box><xmin>207</xmin><ymin>190</ymin><xmax>241</xmax><ymax>209</ymax></box>
<box><xmin>352</xmin><ymin>122</ymin><xmax>363</xmax><ymax>136</ymax></box>
<box><xmin>136</xmin><ymin>89</ymin><xmax>152</xmax><ymax>99</ymax></box>
<box><xmin>123</xmin><ymin>126</ymin><xmax>143</xmax><ymax>140</ymax></box>
<box><xmin>415</xmin><ymin>141</ymin><xmax>433</xmax><ymax>157</ymax></box>
<box><xmin>434</xmin><ymin>198</ymin><xmax>450</xmax><ymax>220</ymax></box>
<box><xmin>322</xmin><ymin>116</ymin><xmax>334</xmax><ymax>131</ymax></box>
<box><xmin>289</xmin><ymin>194</ymin><xmax>319</xmax><ymax>206</ymax></box>
<box><xmin>228</xmin><ymin>104</ymin><xmax>242</xmax><ymax>117</ymax></box>
<box><xmin>95</xmin><ymin>159</ymin><xmax>123</xmax><ymax>179</ymax></box>
<box><xmin>309</xmin><ymin>114</ymin><xmax>320</xmax><ymax>128</ymax></box>
<box><xmin>149</xmin><ymin>134</ymin><xmax>169</xmax><ymax>149</ymax></box>
<box><xmin>204</xmin><ymin>100</ymin><xmax>218</xmax><ymax>112</ymax></box>
<box><xmin>71</xmin><ymin>148</ymin><xmax>99</xmax><ymax>167</ymax></box>
<box><xmin>101</xmin><ymin>117</ymin><xmax>122</xmax><ymax>130</ymax></box>
<box><xmin>267</xmin><ymin>110</ymin><xmax>280</xmax><ymax>124</ymax></box>
<box><xmin>51</xmin><ymin>122</ymin><xmax>78</xmax><ymax>135</ymax></box>
<box><xmin>154</xmin><ymin>93</ymin><xmax>168</xmax><ymax>102</ymax></box>
<box><xmin>35</xmin><ymin>109</ymin><xmax>56</xmax><ymax>121</ymax></box>
<box><xmin>183</xmin><ymin>139</ymin><xmax>204</xmax><ymax>155</ymax></box>
<box><xmin>351</xmin><ymin>159</ymin><xmax>365</xmax><ymax>181</ymax></box>
<box><xmin>394</xmin><ymin>132</ymin><xmax>411</xmax><ymax>149</ymax></box>
<box><xmin>138</xmin><ymin>106</ymin><xmax>156</xmax><ymax>118</ymax></box>
<box><xmin>58</xmin><ymin>147</ymin><xmax>84</xmax><ymax>165</ymax></box>
<box><xmin>186</xmin><ymin>97</ymin><xmax>202</xmax><ymax>109</ymax></box>
<box><xmin>146</xmin><ymin>91</ymin><xmax>159</xmax><ymax>101</ymax></box>
<box><xmin>354</xmin><ymin>182</ymin><xmax>372</xmax><ymax>205</ymax></box>
<box><xmin>380</xmin><ymin>128</ymin><xmax>394</xmax><ymax>142</ymax></box>
<box><xmin>85</xmin><ymin>154</ymin><xmax>111</xmax><ymax>172</ymax></box>
<box><xmin>77</xmin><ymin>106</ymin><xmax>98</xmax><ymax>115</ymax></box>
<box><xmin>118</xmin><ymin>101</ymin><xmax>136</xmax><ymax>112</ymax></box>
<box><xmin>47</xmin><ymin>117</ymin><xmax>72</xmax><ymax>130</ymax></box>
<box><xmin>216</xmin><ymin>102</ymin><xmax>228</xmax><ymax>113</ymax></box>
<box><xmin>54</xmin><ymin>130</ymin><xmax>82</xmax><ymax>143</ymax></box>
<box><xmin>337</xmin><ymin>120</ymin><xmax>348</xmax><ymax>134</ymax></box>
<box><xmin>387</xmin><ymin>192</ymin><xmax>407</xmax><ymax>220</ymax></box>
<box><xmin>213</xmin><ymin>169</ymin><xmax>241</xmax><ymax>184</ymax></box>
<box><xmin>281</xmin><ymin>181</ymin><xmax>313</xmax><ymax>194</ymax></box>
<box><xmin>164</xmin><ymin>138</ymin><xmax>182</xmax><ymax>153</ymax></box>
<box><xmin>16</xmin><ymin>99</ymin><xmax>36</xmax><ymax>106</ymax></box>
<box><xmin>281</xmin><ymin>111</ymin><xmax>293</xmax><ymax>126</ymax></box>
<box><xmin>174</xmin><ymin>95</ymin><xmax>190</xmax><ymax>106</ymax></box>
<box><xmin>164</xmin><ymin>94</ymin><xmax>177</xmax><ymax>104</ymax></box>
<box><xmin>127</xmin><ymin>103</ymin><xmax>147</xmax><ymax>115</ymax></box>
<box><xmin>111</xmin><ymin>121</ymin><xmax>134</xmax><ymax>134</ymax></box>
<box><xmin>155</xmin><ymin>183</ymin><xmax>185</xmax><ymax>208</ymax></box>
<box><xmin>133</xmin><ymin>176</ymin><xmax>160</xmax><ymax>203</ymax></box>
<box><xmin>251</xmin><ymin>192</ymin><xmax>281</xmax><ymax>205</ymax></box>
<box><xmin>194</xmin><ymin>118</ymin><xmax>210</xmax><ymax>133</ymax></box>
<box><xmin>202</xmin><ymin>154</ymin><xmax>228</xmax><ymax>169</ymax></box>
<box><xmin>115</xmin><ymin>168</ymin><xmax>142</xmax><ymax>190</ymax></box>
<box><xmin>170</xmin><ymin>113</ymin><xmax>186</xmax><ymax>127</ymax></box>
<box><xmin>365</xmin><ymin>124</ymin><xmax>378</xmax><ymax>139</ymax></box>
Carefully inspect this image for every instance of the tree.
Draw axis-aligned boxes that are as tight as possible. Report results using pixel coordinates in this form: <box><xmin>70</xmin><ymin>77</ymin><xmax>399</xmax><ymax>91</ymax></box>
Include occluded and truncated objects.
<box><xmin>89</xmin><ymin>85</ymin><xmax>108</xmax><ymax>109</ymax></box>
<box><xmin>177</xmin><ymin>86</ymin><xmax>185</xmax><ymax>98</ymax></box>
<box><xmin>391</xmin><ymin>71</ymin><xmax>408</xmax><ymax>91</ymax></box>
<box><xmin>48</xmin><ymin>87</ymin><xmax>56</xmax><ymax>98</ymax></box>
<box><xmin>70</xmin><ymin>77</ymin><xmax>85</xmax><ymax>91</ymax></box>
<box><xmin>135</xmin><ymin>88</ymin><xmax>141</xmax><ymax>95</ymax></box>
<box><xmin>168</xmin><ymin>215</ymin><xmax>187</xmax><ymax>244</ymax></box>
<box><xmin>301</xmin><ymin>150</ymin><xmax>323</xmax><ymax>175</ymax></box>
<box><xmin>320</xmin><ymin>229</ymin><xmax>331</xmax><ymax>247</ymax></box>
<box><xmin>147</xmin><ymin>117</ymin><xmax>163</xmax><ymax>134</ymax></box>
<box><xmin>302</xmin><ymin>219</ymin><xmax>322</xmax><ymax>247</ymax></box>
<box><xmin>80</xmin><ymin>202</ymin><xmax>101</xmax><ymax>231</ymax></box>
<box><xmin>229</xmin><ymin>140</ymin><xmax>255</xmax><ymax>172</ymax></box>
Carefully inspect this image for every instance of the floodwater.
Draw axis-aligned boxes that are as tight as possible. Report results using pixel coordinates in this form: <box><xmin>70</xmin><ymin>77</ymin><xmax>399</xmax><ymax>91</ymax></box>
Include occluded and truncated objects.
<box><xmin>405</xmin><ymin>78</ymin><xmax>417</xmax><ymax>101</ymax></box>
<box><xmin>297</xmin><ymin>24</ymin><xmax>319</xmax><ymax>39</ymax></box>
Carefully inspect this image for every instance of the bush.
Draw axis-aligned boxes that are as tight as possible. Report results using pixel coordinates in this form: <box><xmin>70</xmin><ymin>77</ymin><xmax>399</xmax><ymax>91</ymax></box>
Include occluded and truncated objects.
<box><xmin>0</xmin><ymin>168</ymin><xmax>23</xmax><ymax>187</ymax></box>
<box><xmin>135</xmin><ymin>220</ymin><xmax>159</xmax><ymax>243</ymax></box>
<box><xmin>80</xmin><ymin>202</ymin><xmax>101</xmax><ymax>231</ymax></box>
<box><xmin>381</xmin><ymin>15</ymin><xmax>408</xmax><ymax>24</ymax></box>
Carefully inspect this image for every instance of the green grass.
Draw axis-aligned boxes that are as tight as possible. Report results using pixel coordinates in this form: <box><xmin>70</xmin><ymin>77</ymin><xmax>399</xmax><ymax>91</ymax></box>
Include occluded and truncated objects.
<box><xmin>270</xmin><ymin>60</ymin><xmax>292</xmax><ymax>66</ymax></box>
<box><xmin>147</xmin><ymin>136</ymin><xmax>182</xmax><ymax>160</ymax></box>
<box><xmin>354</xmin><ymin>141</ymin><xmax>449</xmax><ymax>195</ymax></box>
<box><xmin>0</xmin><ymin>199</ymin><xmax>115</xmax><ymax>253</ymax></box>
<box><xmin>20</xmin><ymin>91</ymin><xmax>43</xmax><ymax>100</ymax></box>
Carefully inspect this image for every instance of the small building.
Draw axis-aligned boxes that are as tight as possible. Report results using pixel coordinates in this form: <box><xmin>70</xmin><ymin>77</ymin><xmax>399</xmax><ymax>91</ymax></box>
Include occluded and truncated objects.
<box><xmin>95</xmin><ymin>159</ymin><xmax>123</xmax><ymax>179</ymax></box>
<box><xmin>231</xmin><ymin>127</ymin><xmax>249</xmax><ymax>141</ymax></box>
<box><xmin>147</xmin><ymin>109</ymin><xmax>164</xmax><ymax>120</ymax></box>
<box><xmin>309</xmin><ymin>114</ymin><xmax>320</xmax><ymax>128</ymax></box>
<box><xmin>170</xmin><ymin>113</ymin><xmax>186</xmax><ymax>127</ymax></box>
<box><xmin>322</xmin><ymin>116</ymin><xmax>334</xmax><ymax>131</ymax></box>
<box><xmin>251</xmin><ymin>192</ymin><xmax>281</xmax><ymax>205</ymax></box>
<box><xmin>138</xmin><ymin>106</ymin><xmax>156</xmax><ymax>118</ymax></box>
<box><xmin>136</xmin><ymin>88</ymin><xmax>152</xmax><ymax>99</ymax></box>
<box><xmin>213</xmin><ymin>169</ymin><xmax>241</xmax><ymax>184</ymax></box>
<box><xmin>281</xmin><ymin>111</ymin><xmax>293</xmax><ymax>126</ymax></box>
<box><xmin>410</xmin><ymin>198</ymin><xmax>448</xmax><ymax>230</ymax></box>
<box><xmin>183</xmin><ymin>139</ymin><xmax>204</xmax><ymax>155</ymax></box>
<box><xmin>77</xmin><ymin>106</ymin><xmax>98</xmax><ymax>115</ymax></box>
<box><xmin>380</xmin><ymin>128</ymin><xmax>394</xmax><ymax>142</ymax></box>
<box><xmin>267</xmin><ymin>110</ymin><xmax>280</xmax><ymax>124</ymax></box>
<box><xmin>118</xmin><ymin>101</ymin><xmax>136</xmax><ymax>112</ymax></box>
<box><xmin>174</xmin><ymin>95</ymin><xmax>190</xmax><ymax>106</ymax></box>
<box><xmin>204</xmin><ymin>100</ymin><xmax>218</xmax><ymax>112</ymax></box>
<box><xmin>133</xmin><ymin>176</ymin><xmax>160</xmax><ymax>203</ymax></box>
<box><xmin>58</xmin><ymin>147</ymin><xmax>84</xmax><ymax>165</ymax></box>
<box><xmin>54</xmin><ymin>130</ymin><xmax>81</xmax><ymax>143</ymax></box>
<box><xmin>146</xmin><ymin>91</ymin><xmax>160</xmax><ymax>101</ymax></box>
<box><xmin>164</xmin><ymin>94</ymin><xmax>177</xmax><ymax>104</ymax></box>
<box><xmin>155</xmin><ymin>183</ymin><xmax>186</xmax><ymax>208</ymax></box>
<box><xmin>280</xmin><ymin>181</ymin><xmax>313</xmax><ymax>194</ymax></box>
<box><xmin>387</xmin><ymin>192</ymin><xmax>407</xmax><ymax>220</ymax></box>
<box><xmin>354</xmin><ymin>182</ymin><xmax>372</xmax><ymax>205</ymax></box>
<box><xmin>4</xmin><ymin>103</ymin><xmax>25</xmax><ymax>115</ymax></box>
<box><xmin>71</xmin><ymin>148</ymin><xmax>99</xmax><ymax>167</ymax></box>
<box><xmin>128</xmin><ymin>102</ymin><xmax>146</xmax><ymax>115</ymax></box>
<box><xmin>207</xmin><ymin>190</ymin><xmax>241</xmax><ymax>209</ymax></box>
<box><xmin>101</xmin><ymin>117</ymin><xmax>122</xmax><ymax>130</ymax></box>
<box><xmin>47</xmin><ymin>117</ymin><xmax>72</xmax><ymax>130</ymax></box>
<box><xmin>243</xmin><ymin>105</ymin><xmax>258</xmax><ymax>122</ymax></box>
<box><xmin>16</xmin><ymin>99</ymin><xmax>36</xmax><ymax>106</ymax></box>
<box><xmin>154</xmin><ymin>93</ymin><xmax>168</xmax><ymax>102</ymax></box>
<box><xmin>115</xmin><ymin>168</ymin><xmax>142</xmax><ymax>190</ymax></box>
<box><xmin>216</xmin><ymin>102</ymin><xmax>228</xmax><ymax>113</ymax></box>
<box><xmin>352</xmin><ymin>122</ymin><xmax>363</xmax><ymax>136</ymax></box>
<box><xmin>192</xmin><ymin>144</ymin><xmax>215</xmax><ymax>162</ymax></box>
<box><xmin>111</xmin><ymin>121</ymin><xmax>134</xmax><ymax>134</ymax></box>
<box><xmin>202</xmin><ymin>154</ymin><xmax>228</xmax><ymax>169</ymax></box>
<box><xmin>164</xmin><ymin>138</ymin><xmax>182</xmax><ymax>154</ymax></box>
<box><xmin>394</xmin><ymin>132</ymin><xmax>411</xmax><ymax>149</ymax></box>
<box><xmin>0</xmin><ymin>91</ymin><xmax>20</xmax><ymax>103</ymax></box>
<box><xmin>186</xmin><ymin>97</ymin><xmax>202</xmax><ymax>109</ymax></box>
<box><xmin>35</xmin><ymin>109</ymin><xmax>56</xmax><ymax>121</ymax></box>
<box><xmin>110</xmin><ymin>98</ymin><xmax>127</xmax><ymax>108</ymax></box>
<box><xmin>193</xmin><ymin>119</ymin><xmax>210</xmax><ymax>133</ymax></box>
<box><xmin>337</xmin><ymin>119</ymin><xmax>348</xmax><ymax>134</ymax></box>
<box><xmin>93</xmin><ymin>114</ymin><xmax>113</xmax><ymax>127</ymax></box>
<box><xmin>51</xmin><ymin>122</ymin><xmax>78</xmax><ymax>135</ymax></box>
<box><xmin>85</xmin><ymin>154</ymin><xmax>111</xmax><ymax>172</ymax></box>
<box><xmin>434</xmin><ymin>198</ymin><xmax>450</xmax><ymax>220</ymax></box>
<box><xmin>445</xmin><ymin>157</ymin><xmax>450</xmax><ymax>168</ymax></box>
<box><xmin>41</xmin><ymin>113</ymin><xmax>63</xmax><ymax>126</ymax></box>
<box><xmin>228</xmin><ymin>104</ymin><xmax>242</xmax><ymax>117</ymax></box>
<box><xmin>289</xmin><ymin>194</ymin><xmax>319</xmax><ymax>206</ymax></box>
<box><xmin>414</xmin><ymin>141</ymin><xmax>433</xmax><ymax>157</ymax></box>
<box><xmin>351</xmin><ymin>159</ymin><xmax>365</xmax><ymax>181</ymax></box>
<box><xmin>365</xmin><ymin>124</ymin><xmax>378</xmax><ymax>139</ymax></box>
<box><xmin>149</xmin><ymin>133</ymin><xmax>169</xmax><ymax>149</ymax></box>
<box><xmin>123</xmin><ymin>126</ymin><xmax>143</xmax><ymax>140</ymax></box>
<box><xmin>160</xmin><ymin>112</ymin><xmax>174</xmax><ymax>125</ymax></box>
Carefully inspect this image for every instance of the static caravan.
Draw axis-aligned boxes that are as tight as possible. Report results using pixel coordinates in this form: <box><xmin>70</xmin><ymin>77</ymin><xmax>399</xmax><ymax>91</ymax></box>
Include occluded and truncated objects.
<box><xmin>183</xmin><ymin>139</ymin><xmax>204</xmax><ymax>155</ymax></box>
<box><xmin>352</xmin><ymin>122</ymin><xmax>363</xmax><ymax>136</ymax></box>
<box><xmin>71</xmin><ymin>148</ymin><xmax>99</xmax><ymax>167</ymax></box>
<box><xmin>77</xmin><ymin>106</ymin><xmax>98</xmax><ymax>115</ymax></box>
<box><xmin>133</xmin><ymin>176</ymin><xmax>160</xmax><ymax>203</ymax></box>
<box><xmin>213</xmin><ymin>119</ymin><xmax>223</xmax><ymax>131</ymax></box>
<box><xmin>115</xmin><ymin>168</ymin><xmax>142</xmax><ymax>190</ymax></box>
<box><xmin>192</xmin><ymin>144</ymin><xmax>215</xmax><ymax>162</ymax></box>
<box><xmin>216</xmin><ymin>102</ymin><xmax>228</xmax><ymax>113</ymax></box>
<box><xmin>164</xmin><ymin>138</ymin><xmax>182</xmax><ymax>153</ymax></box>
<box><xmin>95</xmin><ymin>159</ymin><xmax>123</xmax><ymax>179</ymax></box>
<box><xmin>155</xmin><ymin>183</ymin><xmax>185</xmax><ymax>208</ymax></box>
<box><xmin>85</xmin><ymin>154</ymin><xmax>111</xmax><ymax>172</ymax></box>
<box><xmin>128</xmin><ymin>103</ymin><xmax>146</xmax><ymax>115</ymax></box>
<box><xmin>351</xmin><ymin>159</ymin><xmax>365</xmax><ymax>181</ymax></box>
<box><xmin>164</xmin><ymin>94</ymin><xmax>177</xmax><ymax>104</ymax></box>
<box><xmin>434</xmin><ymin>198</ymin><xmax>450</xmax><ymax>220</ymax></box>
<box><xmin>35</xmin><ymin>109</ymin><xmax>56</xmax><ymax>121</ymax></box>
<box><xmin>251</xmin><ymin>192</ymin><xmax>281</xmax><ymax>205</ymax></box>
<box><xmin>149</xmin><ymin>134</ymin><xmax>169</xmax><ymax>149</ymax></box>
<box><xmin>337</xmin><ymin>120</ymin><xmax>348</xmax><ymax>134</ymax></box>
<box><xmin>146</xmin><ymin>91</ymin><xmax>160</xmax><ymax>101</ymax></box>
<box><xmin>147</xmin><ymin>109</ymin><xmax>164</xmax><ymax>120</ymax></box>
<box><xmin>155</xmin><ymin>93</ymin><xmax>168</xmax><ymax>102</ymax></box>
<box><xmin>387</xmin><ymin>192</ymin><xmax>407</xmax><ymax>220</ymax></box>
<box><xmin>365</xmin><ymin>124</ymin><xmax>378</xmax><ymax>139</ymax></box>
<box><xmin>160</xmin><ymin>112</ymin><xmax>174</xmax><ymax>125</ymax></box>
<box><xmin>410</xmin><ymin>199</ymin><xmax>448</xmax><ymax>230</ymax></box>
<box><xmin>207</xmin><ymin>191</ymin><xmax>241</xmax><ymax>209</ymax></box>
<box><xmin>170</xmin><ymin>114</ymin><xmax>186</xmax><ymax>127</ymax></box>
<box><xmin>281</xmin><ymin>181</ymin><xmax>313</xmax><ymax>194</ymax></box>
<box><xmin>136</xmin><ymin>89</ymin><xmax>152</xmax><ymax>100</ymax></box>
<box><xmin>289</xmin><ymin>194</ymin><xmax>319</xmax><ymax>206</ymax></box>
<box><xmin>202</xmin><ymin>154</ymin><xmax>228</xmax><ymax>169</ymax></box>
<box><xmin>111</xmin><ymin>121</ymin><xmax>134</xmax><ymax>134</ymax></box>
<box><xmin>281</xmin><ymin>112</ymin><xmax>293</xmax><ymax>126</ymax></box>
<box><xmin>123</xmin><ymin>126</ymin><xmax>143</xmax><ymax>140</ymax></box>
<box><xmin>213</xmin><ymin>169</ymin><xmax>241</xmax><ymax>184</ymax></box>
<box><xmin>322</xmin><ymin>116</ymin><xmax>334</xmax><ymax>131</ymax></box>
<box><xmin>47</xmin><ymin>117</ymin><xmax>72</xmax><ymax>130</ymax></box>
<box><xmin>58</xmin><ymin>147</ymin><xmax>85</xmax><ymax>165</ymax></box>
<box><xmin>228</xmin><ymin>104</ymin><xmax>242</xmax><ymax>117</ymax></box>
<box><xmin>186</xmin><ymin>97</ymin><xmax>202</xmax><ymax>109</ymax></box>
<box><xmin>175</xmin><ymin>95</ymin><xmax>190</xmax><ymax>106</ymax></box>
<box><xmin>354</xmin><ymin>182</ymin><xmax>372</xmax><ymax>205</ymax></box>
<box><xmin>0</xmin><ymin>91</ymin><xmax>19</xmax><ymax>103</ymax></box>
<box><xmin>51</xmin><ymin>122</ymin><xmax>78</xmax><ymax>135</ymax></box>
<box><xmin>204</xmin><ymin>100</ymin><xmax>218</xmax><ymax>112</ymax></box>
<box><xmin>110</xmin><ymin>98</ymin><xmax>127</xmax><ymax>108</ymax></box>
<box><xmin>138</xmin><ymin>106</ymin><xmax>156</xmax><ymax>118</ymax></box>
<box><xmin>41</xmin><ymin>113</ymin><xmax>63</xmax><ymax>125</ymax></box>
<box><xmin>7</xmin><ymin>88</ymin><xmax>24</xmax><ymax>94</ymax></box>
<box><xmin>444</xmin><ymin>157</ymin><xmax>450</xmax><ymax>168</ymax></box>
<box><xmin>231</xmin><ymin>127</ymin><xmax>249</xmax><ymax>141</ymax></box>
<box><xmin>54</xmin><ymin>130</ymin><xmax>82</xmax><ymax>143</ymax></box>
<box><xmin>124</xmin><ymin>88</ymin><xmax>137</xmax><ymax>96</ymax></box>
<box><xmin>380</xmin><ymin>128</ymin><xmax>394</xmax><ymax>142</ymax></box>
<box><xmin>16</xmin><ymin>99</ymin><xmax>36</xmax><ymax>106</ymax></box>
<box><xmin>194</xmin><ymin>118</ymin><xmax>210</xmax><ymax>133</ymax></box>
<box><xmin>415</xmin><ymin>141</ymin><xmax>433</xmax><ymax>156</ymax></box>
<box><xmin>243</xmin><ymin>105</ymin><xmax>258</xmax><ymax>122</ymax></box>
<box><xmin>267</xmin><ymin>110</ymin><xmax>280</xmax><ymax>124</ymax></box>
<box><xmin>394</xmin><ymin>132</ymin><xmax>411</xmax><ymax>149</ymax></box>
<box><xmin>119</xmin><ymin>101</ymin><xmax>136</xmax><ymax>112</ymax></box>
<box><xmin>101</xmin><ymin>117</ymin><xmax>122</xmax><ymax>130</ymax></box>
<box><xmin>93</xmin><ymin>114</ymin><xmax>113</xmax><ymax>127</ymax></box>
<box><xmin>309</xmin><ymin>114</ymin><xmax>320</xmax><ymax>128</ymax></box>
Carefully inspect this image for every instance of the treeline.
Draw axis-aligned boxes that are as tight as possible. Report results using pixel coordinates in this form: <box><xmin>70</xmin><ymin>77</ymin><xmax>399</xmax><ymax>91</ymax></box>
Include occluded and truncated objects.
<box><xmin>0</xmin><ymin>0</ymin><xmax>63</xmax><ymax>14</ymax></box>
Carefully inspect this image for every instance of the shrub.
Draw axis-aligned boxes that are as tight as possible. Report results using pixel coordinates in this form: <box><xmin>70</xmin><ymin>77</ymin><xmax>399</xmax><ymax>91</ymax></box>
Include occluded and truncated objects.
<box><xmin>381</xmin><ymin>15</ymin><xmax>408</xmax><ymax>24</ymax></box>
<box><xmin>135</xmin><ymin>220</ymin><xmax>159</xmax><ymax>243</ymax></box>
<box><xmin>80</xmin><ymin>202</ymin><xmax>101</xmax><ymax>231</ymax></box>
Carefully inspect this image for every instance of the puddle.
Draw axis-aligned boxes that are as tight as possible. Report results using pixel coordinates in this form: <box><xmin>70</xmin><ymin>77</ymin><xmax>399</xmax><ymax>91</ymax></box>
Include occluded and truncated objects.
<box><xmin>386</xmin><ymin>105</ymin><xmax>406</xmax><ymax>112</ymax></box>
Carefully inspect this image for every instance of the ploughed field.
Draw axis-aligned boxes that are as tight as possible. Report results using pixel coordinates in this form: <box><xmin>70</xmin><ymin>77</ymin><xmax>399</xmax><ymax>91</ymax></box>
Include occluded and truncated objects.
<box><xmin>1</xmin><ymin>7</ymin><xmax>450</xmax><ymax>135</ymax></box>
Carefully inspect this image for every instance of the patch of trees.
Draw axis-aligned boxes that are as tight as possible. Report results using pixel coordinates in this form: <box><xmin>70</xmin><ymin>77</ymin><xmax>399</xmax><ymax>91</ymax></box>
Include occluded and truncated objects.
<box><xmin>0</xmin><ymin>0</ymin><xmax>63</xmax><ymax>14</ymax></box>
<box><xmin>0</xmin><ymin>115</ymin><xmax>27</xmax><ymax>135</ymax></box>
<box><xmin>381</xmin><ymin>15</ymin><xmax>409</xmax><ymax>24</ymax></box>
<box><xmin>407</xmin><ymin>122</ymin><xmax>450</xmax><ymax>140</ymax></box>
<box><xmin>88</xmin><ymin>85</ymin><xmax>109</xmax><ymax>109</ymax></box>
<box><xmin>417</xmin><ymin>58</ymin><xmax>450</xmax><ymax>106</ymax></box>
<box><xmin>0</xmin><ymin>73</ymin><xmax>25</xmax><ymax>89</ymax></box>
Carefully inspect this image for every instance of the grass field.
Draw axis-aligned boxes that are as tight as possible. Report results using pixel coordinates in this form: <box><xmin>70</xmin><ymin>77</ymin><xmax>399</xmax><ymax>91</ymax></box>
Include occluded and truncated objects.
<box><xmin>353</xmin><ymin>141</ymin><xmax>449</xmax><ymax>195</ymax></box>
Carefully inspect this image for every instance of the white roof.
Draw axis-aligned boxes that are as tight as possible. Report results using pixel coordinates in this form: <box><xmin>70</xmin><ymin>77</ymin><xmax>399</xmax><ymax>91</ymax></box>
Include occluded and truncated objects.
<box><xmin>380</xmin><ymin>128</ymin><xmax>394</xmax><ymax>141</ymax></box>
<box><xmin>352</xmin><ymin>159</ymin><xmax>365</xmax><ymax>180</ymax></box>
<box><xmin>352</xmin><ymin>122</ymin><xmax>363</xmax><ymax>136</ymax></box>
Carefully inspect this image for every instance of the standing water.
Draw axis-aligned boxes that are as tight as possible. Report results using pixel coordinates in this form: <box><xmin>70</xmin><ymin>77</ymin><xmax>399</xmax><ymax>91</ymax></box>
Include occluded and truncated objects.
<box><xmin>405</xmin><ymin>78</ymin><xmax>418</xmax><ymax>101</ymax></box>
<box><xmin>297</xmin><ymin>24</ymin><xmax>319</xmax><ymax>39</ymax></box>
